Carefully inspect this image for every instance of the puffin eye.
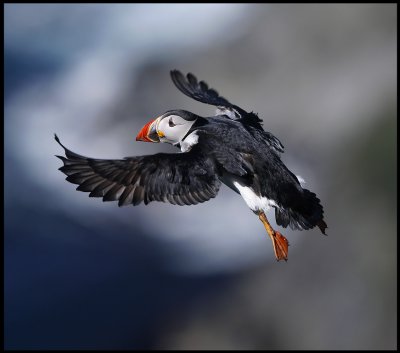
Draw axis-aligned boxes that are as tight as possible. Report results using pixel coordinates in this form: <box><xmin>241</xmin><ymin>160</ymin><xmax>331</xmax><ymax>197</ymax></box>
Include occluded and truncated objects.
<box><xmin>168</xmin><ymin>117</ymin><xmax>176</xmax><ymax>127</ymax></box>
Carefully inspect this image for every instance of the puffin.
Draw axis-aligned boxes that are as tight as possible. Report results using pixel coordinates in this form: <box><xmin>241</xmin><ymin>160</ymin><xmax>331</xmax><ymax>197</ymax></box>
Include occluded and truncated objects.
<box><xmin>55</xmin><ymin>70</ymin><xmax>327</xmax><ymax>261</ymax></box>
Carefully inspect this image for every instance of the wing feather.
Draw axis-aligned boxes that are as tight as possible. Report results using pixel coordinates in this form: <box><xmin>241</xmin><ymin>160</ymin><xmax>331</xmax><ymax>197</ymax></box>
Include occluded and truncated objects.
<box><xmin>170</xmin><ymin>70</ymin><xmax>245</xmax><ymax>117</ymax></box>
<box><xmin>170</xmin><ymin>70</ymin><xmax>267</xmax><ymax>131</ymax></box>
<box><xmin>55</xmin><ymin>135</ymin><xmax>221</xmax><ymax>207</ymax></box>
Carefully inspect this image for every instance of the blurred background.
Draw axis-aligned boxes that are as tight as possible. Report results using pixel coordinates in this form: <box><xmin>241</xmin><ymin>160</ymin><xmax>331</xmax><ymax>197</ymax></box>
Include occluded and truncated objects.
<box><xmin>4</xmin><ymin>4</ymin><xmax>397</xmax><ymax>350</ymax></box>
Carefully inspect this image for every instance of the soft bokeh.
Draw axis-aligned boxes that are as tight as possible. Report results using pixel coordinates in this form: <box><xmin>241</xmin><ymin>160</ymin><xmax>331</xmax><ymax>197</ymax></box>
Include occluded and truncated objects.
<box><xmin>4</xmin><ymin>4</ymin><xmax>396</xmax><ymax>350</ymax></box>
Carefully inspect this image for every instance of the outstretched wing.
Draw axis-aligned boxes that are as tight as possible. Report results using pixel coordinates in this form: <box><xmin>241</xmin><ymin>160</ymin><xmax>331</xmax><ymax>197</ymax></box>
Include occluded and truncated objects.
<box><xmin>55</xmin><ymin>135</ymin><xmax>221</xmax><ymax>206</ymax></box>
<box><xmin>170</xmin><ymin>70</ymin><xmax>246</xmax><ymax>119</ymax></box>
<box><xmin>170</xmin><ymin>70</ymin><xmax>266</xmax><ymax>131</ymax></box>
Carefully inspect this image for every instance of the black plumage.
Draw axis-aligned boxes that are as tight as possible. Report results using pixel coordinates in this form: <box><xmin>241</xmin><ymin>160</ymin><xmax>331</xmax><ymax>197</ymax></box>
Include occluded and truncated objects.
<box><xmin>55</xmin><ymin>135</ymin><xmax>220</xmax><ymax>207</ymax></box>
<box><xmin>185</xmin><ymin>117</ymin><xmax>325</xmax><ymax>232</ymax></box>
<box><xmin>56</xmin><ymin>70</ymin><xmax>327</xmax><ymax>261</ymax></box>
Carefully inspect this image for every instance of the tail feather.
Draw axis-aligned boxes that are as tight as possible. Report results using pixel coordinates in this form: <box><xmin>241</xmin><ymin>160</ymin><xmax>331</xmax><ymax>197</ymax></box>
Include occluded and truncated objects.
<box><xmin>275</xmin><ymin>188</ymin><xmax>327</xmax><ymax>234</ymax></box>
<box><xmin>317</xmin><ymin>219</ymin><xmax>328</xmax><ymax>235</ymax></box>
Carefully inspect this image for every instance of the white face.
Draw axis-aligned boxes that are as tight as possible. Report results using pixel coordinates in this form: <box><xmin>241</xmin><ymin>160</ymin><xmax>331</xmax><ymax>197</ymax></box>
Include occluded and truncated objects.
<box><xmin>156</xmin><ymin>114</ymin><xmax>196</xmax><ymax>145</ymax></box>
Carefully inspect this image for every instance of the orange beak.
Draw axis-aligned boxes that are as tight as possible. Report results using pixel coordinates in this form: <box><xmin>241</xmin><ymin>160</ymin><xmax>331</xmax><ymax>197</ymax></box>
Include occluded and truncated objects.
<box><xmin>136</xmin><ymin>119</ymin><xmax>160</xmax><ymax>143</ymax></box>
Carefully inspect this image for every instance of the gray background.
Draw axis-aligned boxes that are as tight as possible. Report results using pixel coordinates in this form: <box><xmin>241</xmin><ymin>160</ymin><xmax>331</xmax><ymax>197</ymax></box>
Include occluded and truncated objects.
<box><xmin>4</xmin><ymin>4</ymin><xmax>397</xmax><ymax>350</ymax></box>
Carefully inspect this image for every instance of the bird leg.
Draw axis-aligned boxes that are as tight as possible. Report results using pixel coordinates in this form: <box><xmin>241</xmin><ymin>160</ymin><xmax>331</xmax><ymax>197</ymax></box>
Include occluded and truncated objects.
<box><xmin>258</xmin><ymin>212</ymin><xmax>289</xmax><ymax>261</ymax></box>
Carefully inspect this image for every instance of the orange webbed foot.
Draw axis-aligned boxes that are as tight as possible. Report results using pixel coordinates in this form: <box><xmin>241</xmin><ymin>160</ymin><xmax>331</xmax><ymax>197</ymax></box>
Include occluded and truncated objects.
<box><xmin>258</xmin><ymin>212</ymin><xmax>289</xmax><ymax>262</ymax></box>
<box><xmin>270</xmin><ymin>230</ymin><xmax>289</xmax><ymax>261</ymax></box>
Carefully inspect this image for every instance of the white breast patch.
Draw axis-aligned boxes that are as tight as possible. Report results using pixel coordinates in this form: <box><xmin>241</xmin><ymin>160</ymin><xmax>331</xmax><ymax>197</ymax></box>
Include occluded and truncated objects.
<box><xmin>180</xmin><ymin>131</ymin><xmax>199</xmax><ymax>152</ymax></box>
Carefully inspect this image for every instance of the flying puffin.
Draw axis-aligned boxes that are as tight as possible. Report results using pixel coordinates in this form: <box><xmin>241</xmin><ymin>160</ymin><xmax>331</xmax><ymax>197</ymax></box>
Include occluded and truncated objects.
<box><xmin>55</xmin><ymin>70</ymin><xmax>327</xmax><ymax>261</ymax></box>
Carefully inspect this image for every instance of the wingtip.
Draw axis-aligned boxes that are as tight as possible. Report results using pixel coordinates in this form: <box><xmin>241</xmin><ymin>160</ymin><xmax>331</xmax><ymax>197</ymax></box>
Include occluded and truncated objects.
<box><xmin>54</xmin><ymin>133</ymin><xmax>67</xmax><ymax>150</ymax></box>
<box><xmin>170</xmin><ymin>69</ymin><xmax>181</xmax><ymax>77</ymax></box>
<box><xmin>186</xmin><ymin>72</ymin><xmax>197</xmax><ymax>81</ymax></box>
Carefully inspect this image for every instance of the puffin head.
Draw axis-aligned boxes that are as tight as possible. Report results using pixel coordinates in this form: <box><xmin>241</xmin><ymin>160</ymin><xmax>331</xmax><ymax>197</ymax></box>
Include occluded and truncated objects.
<box><xmin>136</xmin><ymin>110</ymin><xmax>198</xmax><ymax>145</ymax></box>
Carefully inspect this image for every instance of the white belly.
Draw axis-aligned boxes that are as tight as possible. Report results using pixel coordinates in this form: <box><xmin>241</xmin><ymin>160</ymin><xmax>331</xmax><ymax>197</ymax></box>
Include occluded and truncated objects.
<box><xmin>232</xmin><ymin>181</ymin><xmax>278</xmax><ymax>213</ymax></box>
